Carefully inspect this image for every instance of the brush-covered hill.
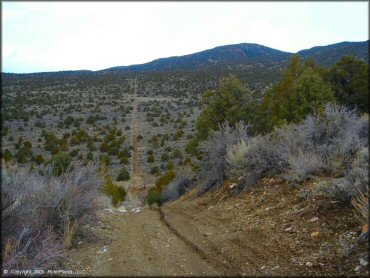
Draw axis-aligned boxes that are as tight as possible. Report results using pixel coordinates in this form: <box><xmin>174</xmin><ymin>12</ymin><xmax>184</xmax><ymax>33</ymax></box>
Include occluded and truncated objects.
<box><xmin>2</xmin><ymin>40</ymin><xmax>368</xmax><ymax>93</ymax></box>
<box><xmin>103</xmin><ymin>43</ymin><xmax>292</xmax><ymax>73</ymax></box>
<box><xmin>103</xmin><ymin>40</ymin><xmax>368</xmax><ymax>73</ymax></box>
<box><xmin>297</xmin><ymin>41</ymin><xmax>369</xmax><ymax>67</ymax></box>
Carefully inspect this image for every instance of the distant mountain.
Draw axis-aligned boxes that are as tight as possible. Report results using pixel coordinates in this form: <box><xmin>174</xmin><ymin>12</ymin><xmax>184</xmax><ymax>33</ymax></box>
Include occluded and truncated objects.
<box><xmin>102</xmin><ymin>43</ymin><xmax>292</xmax><ymax>73</ymax></box>
<box><xmin>297</xmin><ymin>41</ymin><xmax>369</xmax><ymax>67</ymax></box>
<box><xmin>3</xmin><ymin>40</ymin><xmax>368</xmax><ymax>79</ymax></box>
<box><xmin>101</xmin><ymin>40</ymin><xmax>368</xmax><ymax>73</ymax></box>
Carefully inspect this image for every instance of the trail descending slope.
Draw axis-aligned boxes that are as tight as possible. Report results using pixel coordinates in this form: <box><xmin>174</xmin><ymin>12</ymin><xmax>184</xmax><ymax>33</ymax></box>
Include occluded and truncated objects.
<box><xmin>125</xmin><ymin>78</ymin><xmax>150</xmax><ymax>206</ymax></box>
<box><xmin>64</xmin><ymin>80</ymin><xmax>222</xmax><ymax>276</ymax></box>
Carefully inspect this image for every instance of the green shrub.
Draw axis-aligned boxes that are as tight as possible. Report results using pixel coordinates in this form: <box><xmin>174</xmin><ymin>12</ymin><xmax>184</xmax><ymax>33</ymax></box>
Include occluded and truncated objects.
<box><xmin>147</xmin><ymin>154</ymin><xmax>155</xmax><ymax>163</ymax></box>
<box><xmin>147</xmin><ymin>188</ymin><xmax>161</xmax><ymax>206</ymax></box>
<box><xmin>117</xmin><ymin>147</ymin><xmax>131</xmax><ymax>158</ymax></box>
<box><xmin>150</xmin><ymin>166</ymin><xmax>160</xmax><ymax>175</ymax></box>
<box><xmin>171</xmin><ymin>148</ymin><xmax>183</xmax><ymax>160</ymax></box>
<box><xmin>86</xmin><ymin>152</ymin><xmax>94</xmax><ymax>160</ymax></box>
<box><xmin>59</xmin><ymin>139</ymin><xmax>69</xmax><ymax>151</ymax></box>
<box><xmin>117</xmin><ymin>167</ymin><xmax>130</xmax><ymax>181</ymax></box>
<box><xmin>33</xmin><ymin>154</ymin><xmax>45</xmax><ymax>165</ymax></box>
<box><xmin>100</xmin><ymin>142</ymin><xmax>109</xmax><ymax>152</ymax></box>
<box><xmin>64</xmin><ymin>116</ymin><xmax>74</xmax><ymax>126</ymax></box>
<box><xmin>15</xmin><ymin>147</ymin><xmax>32</xmax><ymax>164</ymax></box>
<box><xmin>17</xmin><ymin>154</ymin><xmax>27</xmax><ymax>164</ymax></box>
<box><xmin>108</xmin><ymin>146</ymin><xmax>119</xmax><ymax>156</ymax></box>
<box><xmin>120</xmin><ymin>157</ymin><xmax>129</xmax><ymax>165</ymax></box>
<box><xmin>87</xmin><ymin>141</ymin><xmax>96</xmax><ymax>151</ymax></box>
<box><xmin>161</xmin><ymin>153</ymin><xmax>169</xmax><ymax>162</ymax></box>
<box><xmin>173</xmin><ymin>130</ymin><xmax>184</xmax><ymax>140</ymax></box>
<box><xmin>47</xmin><ymin>153</ymin><xmax>73</xmax><ymax>176</ymax></box>
<box><xmin>23</xmin><ymin>141</ymin><xmax>32</xmax><ymax>149</ymax></box>
<box><xmin>70</xmin><ymin>136</ymin><xmax>81</xmax><ymax>145</ymax></box>
<box><xmin>51</xmin><ymin>146</ymin><xmax>60</xmax><ymax>155</ymax></box>
<box><xmin>99</xmin><ymin>176</ymin><xmax>126</xmax><ymax>207</ymax></box>
<box><xmin>152</xmin><ymin>136</ymin><xmax>159</xmax><ymax>147</ymax></box>
<box><xmin>155</xmin><ymin>170</ymin><xmax>176</xmax><ymax>191</ymax></box>
<box><xmin>2</xmin><ymin>149</ymin><xmax>12</xmax><ymax>162</ymax></box>
<box><xmin>166</xmin><ymin>161</ymin><xmax>175</xmax><ymax>170</ymax></box>
<box><xmin>2</xmin><ymin>126</ymin><xmax>9</xmax><ymax>136</ymax></box>
<box><xmin>186</xmin><ymin>138</ymin><xmax>200</xmax><ymax>156</ymax></box>
<box><xmin>69</xmin><ymin>149</ymin><xmax>79</xmax><ymax>157</ymax></box>
<box><xmin>100</xmin><ymin>154</ymin><xmax>111</xmax><ymax>166</ymax></box>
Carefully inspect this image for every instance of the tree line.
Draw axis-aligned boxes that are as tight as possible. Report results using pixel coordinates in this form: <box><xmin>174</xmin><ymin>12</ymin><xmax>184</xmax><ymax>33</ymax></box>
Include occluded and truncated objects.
<box><xmin>187</xmin><ymin>55</ymin><xmax>368</xmax><ymax>156</ymax></box>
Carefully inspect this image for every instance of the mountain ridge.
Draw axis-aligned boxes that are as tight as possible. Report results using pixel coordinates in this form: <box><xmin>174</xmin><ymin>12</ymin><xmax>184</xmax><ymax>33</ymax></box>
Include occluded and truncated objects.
<box><xmin>3</xmin><ymin>40</ymin><xmax>368</xmax><ymax>75</ymax></box>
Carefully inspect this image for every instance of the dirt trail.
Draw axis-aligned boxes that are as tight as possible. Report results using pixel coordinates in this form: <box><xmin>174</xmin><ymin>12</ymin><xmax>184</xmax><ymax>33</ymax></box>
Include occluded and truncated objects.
<box><xmin>65</xmin><ymin>79</ymin><xmax>223</xmax><ymax>276</ymax></box>
<box><xmin>125</xmin><ymin>79</ymin><xmax>149</xmax><ymax>206</ymax></box>
<box><xmin>65</xmin><ymin>208</ymin><xmax>221</xmax><ymax>276</ymax></box>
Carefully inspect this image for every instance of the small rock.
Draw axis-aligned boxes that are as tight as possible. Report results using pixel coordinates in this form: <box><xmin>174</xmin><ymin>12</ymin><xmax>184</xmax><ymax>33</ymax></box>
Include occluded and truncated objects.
<box><xmin>306</xmin><ymin>262</ymin><xmax>313</xmax><ymax>267</ymax></box>
<box><xmin>354</xmin><ymin>266</ymin><xmax>361</xmax><ymax>272</ymax></box>
<box><xmin>261</xmin><ymin>266</ymin><xmax>266</xmax><ymax>270</ymax></box>
<box><xmin>309</xmin><ymin>217</ymin><xmax>319</xmax><ymax>222</ymax></box>
<box><xmin>285</xmin><ymin>227</ymin><xmax>294</xmax><ymax>233</ymax></box>
<box><xmin>229</xmin><ymin>183</ymin><xmax>237</xmax><ymax>189</ymax></box>
<box><xmin>359</xmin><ymin>258</ymin><xmax>368</xmax><ymax>266</ymax></box>
<box><xmin>77</xmin><ymin>241</ymin><xmax>83</xmax><ymax>245</ymax></box>
<box><xmin>108</xmin><ymin>258</ymin><xmax>113</xmax><ymax>261</ymax></box>
<box><xmin>311</xmin><ymin>231</ymin><xmax>320</xmax><ymax>238</ymax></box>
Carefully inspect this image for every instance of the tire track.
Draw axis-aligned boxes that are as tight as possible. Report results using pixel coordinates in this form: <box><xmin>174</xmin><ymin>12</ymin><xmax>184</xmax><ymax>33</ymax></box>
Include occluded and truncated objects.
<box><xmin>158</xmin><ymin>208</ymin><xmax>243</xmax><ymax>276</ymax></box>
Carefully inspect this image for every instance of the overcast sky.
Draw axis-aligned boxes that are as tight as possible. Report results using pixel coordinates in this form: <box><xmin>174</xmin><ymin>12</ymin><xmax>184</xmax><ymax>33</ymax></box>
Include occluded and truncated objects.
<box><xmin>2</xmin><ymin>1</ymin><xmax>368</xmax><ymax>73</ymax></box>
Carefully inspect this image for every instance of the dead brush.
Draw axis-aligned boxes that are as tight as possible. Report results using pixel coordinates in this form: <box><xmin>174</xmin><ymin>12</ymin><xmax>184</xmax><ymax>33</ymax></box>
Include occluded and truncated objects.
<box><xmin>352</xmin><ymin>189</ymin><xmax>369</xmax><ymax>241</ymax></box>
<box><xmin>352</xmin><ymin>190</ymin><xmax>368</xmax><ymax>223</ymax></box>
<box><xmin>63</xmin><ymin>216</ymin><xmax>80</xmax><ymax>249</ymax></box>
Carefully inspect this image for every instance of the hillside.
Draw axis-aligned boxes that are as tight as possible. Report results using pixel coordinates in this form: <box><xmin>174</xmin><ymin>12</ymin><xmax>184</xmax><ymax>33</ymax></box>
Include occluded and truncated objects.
<box><xmin>103</xmin><ymin>43</ymin><xmax>292</xmax><ymax>73</ymax></box>
<box><xmin>3</xmin><ymin>40</ymin><xmax>367</xmax><ymax>94</ymax></box>
<box><xmin>103</xmin><ymin>40</ymin><xmax>368</xmax><ymax>73</ymax></box>
<box><xmin>3</xmin><ymin>40</ymin><xmax>368</xmax><ymax>78</ymax></box>
<box><xmin>298</xmin><ymin>41</ymin><xmax>369</xmax><ymax>67</ymax></box>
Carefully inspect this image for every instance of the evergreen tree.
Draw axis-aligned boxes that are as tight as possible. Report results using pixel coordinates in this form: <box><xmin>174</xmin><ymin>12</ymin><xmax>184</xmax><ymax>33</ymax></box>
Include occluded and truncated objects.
<box><xmin>327</xmin><ymin>56</ymin><xmax>369</xmax><ymax>113</ymax></box>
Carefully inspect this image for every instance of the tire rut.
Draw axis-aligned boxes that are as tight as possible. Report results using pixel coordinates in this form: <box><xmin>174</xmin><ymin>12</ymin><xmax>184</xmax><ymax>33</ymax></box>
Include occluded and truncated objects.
<box><xmin>159</xmin><ymin>208</ymin><xmax>243</xmax><ymax>276</ymax></box>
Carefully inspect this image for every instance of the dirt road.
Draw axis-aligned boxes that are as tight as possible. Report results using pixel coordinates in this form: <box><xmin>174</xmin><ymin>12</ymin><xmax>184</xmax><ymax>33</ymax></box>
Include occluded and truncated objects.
<box><xmin>65</xmin><ymin>208</ymin><xmax>221</xmax><ymax>276</ymax></box>
<box><xmin>64</xmin><ymin>81</ymin><xmax>222</xmax><ymax>276</ymax></box>
<box><xmin>124</xmin><ymin>79</ymin><xmax>154</xmax><ymax>206</ymax></box>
